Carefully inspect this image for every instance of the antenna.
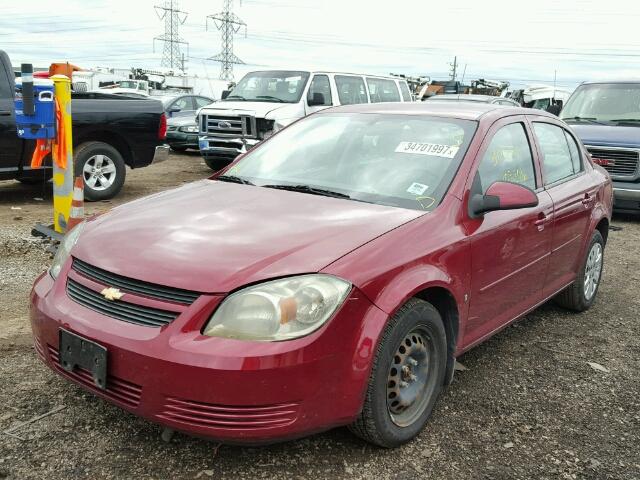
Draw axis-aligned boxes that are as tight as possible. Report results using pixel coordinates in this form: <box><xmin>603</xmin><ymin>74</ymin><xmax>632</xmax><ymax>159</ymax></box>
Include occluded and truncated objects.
<box><xmin>207</xmin><ymin>0</ymin><xmax>247</xmax><ymax>81</ymax></box>
<box><xmin>154</xmin><ymin>0</ymin><xmax>189</xmax><ymax>70</ymax></box>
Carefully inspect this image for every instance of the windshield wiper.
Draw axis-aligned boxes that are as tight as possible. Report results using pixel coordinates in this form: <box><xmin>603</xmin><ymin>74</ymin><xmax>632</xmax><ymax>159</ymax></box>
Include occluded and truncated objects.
<box><xmin>262</xmin><ymin>184</ymin><xmax>350</xmax><ymax>199</ymax></box>
<box><xmin>562</xmin><ymin>116</ymin><xmax>607</xmax><ymax>125</ymax></box>
<box><xmin>216</xmin><ymin>175</ymin><xmax>254</xmax><ymax>185</ymax></box>
<box><xmin>255</xmin><ymin>95</ymin><xmax>286</xmax><ymax>103</ymax></box>
<box><xmin>225</xmin><ymin>95</ymin><xmax>246</xmax><ymax>101</ymax></box>
<box><xmin>611</xmin><ymin>118</ymin><xmax>640</xmax><ymax>125</ymax></box>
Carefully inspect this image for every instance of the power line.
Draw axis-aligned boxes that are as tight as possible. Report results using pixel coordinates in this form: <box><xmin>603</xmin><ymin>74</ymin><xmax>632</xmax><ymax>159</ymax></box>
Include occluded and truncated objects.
<box><xmin>207</xmin><ymin>0</ymin><xmax>247</xmax><ymax>81</ymax></box>
<box><xmin>154</xmin><ymin>0</ymin><xmax>188</xmax><ymax>70</ymax></box>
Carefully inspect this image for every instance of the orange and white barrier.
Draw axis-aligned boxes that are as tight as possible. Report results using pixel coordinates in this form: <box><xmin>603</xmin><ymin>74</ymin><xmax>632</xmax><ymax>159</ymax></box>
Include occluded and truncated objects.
<box><xmin>67</xmin><ymin>176</ymin><xmax>84</xmax><ymax>230</ymax></box>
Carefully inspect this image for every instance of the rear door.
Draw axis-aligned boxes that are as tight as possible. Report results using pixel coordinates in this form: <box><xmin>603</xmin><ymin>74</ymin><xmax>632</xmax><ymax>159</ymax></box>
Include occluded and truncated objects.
<box><xmin>0</xmin><ymin>54</ymin><xmax>22</xmax><ymax>173</ymax></box>
<box><xmin>366</xmin><ymin>77</ymin><xmax>401</xmax><ymax>103</ymax></box>
<box><xmin>464</xmin><ymin>117</ymin><xmax>554</xmax><ymax>346</ymax></box>
<box><xmin>529</xmin><ymin>119</ymin><xmax>597</xmax><ymax>297</ymax></box>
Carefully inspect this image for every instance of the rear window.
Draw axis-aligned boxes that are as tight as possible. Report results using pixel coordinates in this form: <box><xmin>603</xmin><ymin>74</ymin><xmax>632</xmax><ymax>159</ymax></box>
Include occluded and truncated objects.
<box><xmin>367</xmin><ymin>77</ymin><xmax>401</xmax><ymax>103</ymax></box>
<box><xmin>335</xmin><ymin>75</ymin><xmax>368</xmax><ymax>105</ymax></box>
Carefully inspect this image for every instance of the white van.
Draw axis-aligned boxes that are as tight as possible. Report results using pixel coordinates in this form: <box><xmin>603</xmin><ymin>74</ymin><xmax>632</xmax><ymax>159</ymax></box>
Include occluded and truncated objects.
<box><xmin>197</xmin><ymin>70</ymin><xmax>413</xmax><ymax>170</ymax></box>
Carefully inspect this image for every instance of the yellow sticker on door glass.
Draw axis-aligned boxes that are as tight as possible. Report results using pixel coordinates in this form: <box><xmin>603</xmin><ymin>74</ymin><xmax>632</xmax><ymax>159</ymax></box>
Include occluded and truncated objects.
<box><xmin>395</xmin><ymin>142</ymin><xmax>459</xmax><ymax>158</ymax></box>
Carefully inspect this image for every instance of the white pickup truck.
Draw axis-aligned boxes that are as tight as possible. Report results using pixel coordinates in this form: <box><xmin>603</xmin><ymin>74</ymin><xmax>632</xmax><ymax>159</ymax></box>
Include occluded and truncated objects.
<box><xmin>197</xmin><ymin>70</ymin><xmax>413</xmax><ymax>170</ymax></box>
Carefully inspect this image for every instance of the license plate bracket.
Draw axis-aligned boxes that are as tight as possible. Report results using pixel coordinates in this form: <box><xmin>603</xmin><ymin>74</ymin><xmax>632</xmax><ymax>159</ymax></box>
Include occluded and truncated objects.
<box><xmin>59</xmin><ymin>329</ymin><xmax>107</xmax><ymax>390</ymax></box>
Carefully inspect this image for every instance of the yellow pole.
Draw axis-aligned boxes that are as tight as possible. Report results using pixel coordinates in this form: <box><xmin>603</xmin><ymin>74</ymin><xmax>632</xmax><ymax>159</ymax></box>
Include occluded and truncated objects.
<box><xmin>51</xmin><ymin>75</ymin><xmax>73</xmax><ymax>233</ymax></box>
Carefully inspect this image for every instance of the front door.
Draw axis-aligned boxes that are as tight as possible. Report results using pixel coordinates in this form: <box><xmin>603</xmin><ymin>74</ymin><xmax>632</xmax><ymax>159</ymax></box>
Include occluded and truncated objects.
<box><xmin>305</xmin><ymin>74</ymin><xmax>333</xmax><ymax>114</ymax></box>
<box><xmin>0</xmin><ymin>64</ymin><xmax>22</xmax><ymax>173</ymax></box>
<box><xmin>463</xmin><ymin>118</ymin><xmax>553</xmax><ymax>347</ymax></box>
<box><xmin>530</xmin><ymin>121</ymin><xmax>596</xmax><ymax>297</ymax></box>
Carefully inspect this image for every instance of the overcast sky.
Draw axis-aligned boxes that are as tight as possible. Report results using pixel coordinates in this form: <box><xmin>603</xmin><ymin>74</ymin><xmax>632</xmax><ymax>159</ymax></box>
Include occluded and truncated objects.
<box><xmin>3</xmin><ymin>0</ymin><xmax>640</xmax><ymax>90</ymax></box>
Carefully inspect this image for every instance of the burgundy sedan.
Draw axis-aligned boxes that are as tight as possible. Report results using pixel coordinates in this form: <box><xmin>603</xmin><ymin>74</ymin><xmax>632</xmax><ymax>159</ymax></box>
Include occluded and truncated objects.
<box><xmin>30</xmin><ymin>102</ymin><xmax>612</xmax><ymax>447</ymax></box>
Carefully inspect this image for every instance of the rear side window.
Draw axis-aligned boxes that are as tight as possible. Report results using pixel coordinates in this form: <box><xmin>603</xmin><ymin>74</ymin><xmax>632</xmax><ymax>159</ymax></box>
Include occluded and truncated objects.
<box><xmin>533</xmin><ymin>123</ymin><xmax>578</xmax><ymax>184</ymax></box>
<box><xmin>478</xmin><ymin>123</ymin><xmax>536</xmax><ymax>192</ymax></box>
<box><xmin>307</xmin><ymin>75</ymin><xmax>332</xmax><ymax>106</ymax></box>
<box><xmin>335</xmin><ymin>75</ymin><xmax>368</xmax><ymax>105</ymax></box>
<box><xmin>564</xmin><ymin>131</ymin><xmax>583</xmax><ymax>173</ymax></box>
<box><xmin>398</xmin><ymin>81</ymin><xmax>412</xmax><ymax>102</ymax></box>
<box><xmin>366</xmin><ymin>78</ymin><xmax>401</xmax><ymax>103</ymax></box>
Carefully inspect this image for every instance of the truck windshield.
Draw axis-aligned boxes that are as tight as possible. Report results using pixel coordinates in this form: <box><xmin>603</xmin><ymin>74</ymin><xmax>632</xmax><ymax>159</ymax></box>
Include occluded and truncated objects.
<box><xmin>561</xmin><ymin>83</ymin><xmax>640</xmax><ymax>124</ymax></box>
<box><xmin>222</xmin><ymin>113</ymin><xmax>477</xmax><ymax>211</ymax></box>
<box><xmin>224</xmin><ymin>71</ymin><xmax>310</xmax><ymax>103</ymax></box>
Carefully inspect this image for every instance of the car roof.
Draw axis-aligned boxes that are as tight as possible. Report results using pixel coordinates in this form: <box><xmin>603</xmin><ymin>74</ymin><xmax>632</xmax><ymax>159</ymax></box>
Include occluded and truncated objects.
<box><xmin>580</xmin><ymin>80</ymin><xmax>640</xmax><ymax>85</ymax></box>
<box><xmin>428</xmin><ymin>94</ymin><xmax>497</xmax><ymax>102</ymax></box>
<box><xmin>319</xmin><ymin>101</ymin><xmax>541</xmax><ymax>121</ymax></box>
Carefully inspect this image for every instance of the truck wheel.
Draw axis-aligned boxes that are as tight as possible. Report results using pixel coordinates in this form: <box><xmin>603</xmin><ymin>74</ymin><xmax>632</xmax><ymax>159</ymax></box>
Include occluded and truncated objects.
<box><xmin>554</xmin><ymin>230</ymin><xmax>605</xmax><ymax>312</ymax></box>
<box><xmin>204</xmin><ymin>157</ymin><xmax>233</xmax><ymax>171</ymax></box>
<box><xmin>349</xmin><ymin>298</ymin><xmax>447</xmax><ymax>448</ymax></box>
<box><xmin>75</xmin><ymin>141</ymin><xmax>126</xmax><ymax>201</ymax></box>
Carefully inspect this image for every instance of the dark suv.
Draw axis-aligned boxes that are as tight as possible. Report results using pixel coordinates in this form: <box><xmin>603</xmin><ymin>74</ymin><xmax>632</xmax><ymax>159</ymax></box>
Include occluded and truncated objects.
<box><xmin>561</xmin><ymin>81</ymin><xmax>640</xmax><ymax>212</ymax></box>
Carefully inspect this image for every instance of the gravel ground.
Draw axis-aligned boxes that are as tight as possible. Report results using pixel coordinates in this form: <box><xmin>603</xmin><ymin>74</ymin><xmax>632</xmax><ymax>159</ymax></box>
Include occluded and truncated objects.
<box><xmin>0</xmin><ymin>152</ymin><xmax>639</xmax><ymax>480</ymax></box>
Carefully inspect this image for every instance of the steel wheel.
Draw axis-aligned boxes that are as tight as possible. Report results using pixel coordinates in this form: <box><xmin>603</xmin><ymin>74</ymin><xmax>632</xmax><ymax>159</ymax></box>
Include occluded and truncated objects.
<box><xmin>584</xmin><ymin>242</ymin><xmax>603</xmax><ymax>301</ymax></box>
<box><xmin>83</xmin><ymin>154</ymin><xmax>117</xmax><ymax>191</ymax></box>
<box><xmin>386</xmin><ymin>329</ymin><xmax>432</xmax><ymax>427</ymax></box>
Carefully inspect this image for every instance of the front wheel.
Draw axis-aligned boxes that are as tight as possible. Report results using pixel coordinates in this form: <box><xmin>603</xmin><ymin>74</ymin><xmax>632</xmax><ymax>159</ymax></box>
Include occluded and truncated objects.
<box><xmin>74</xmin><ymin>141</ymin><xmax>126</xmax><ymax>201</ymax></box>
<box><xmin>349</xmin><ymin>298</ymin><xmax>447</xmax><ymax>448</ymax></box>
<box><xmin>555</xmin><ymin>229</ymin><xmax>605</xmax><ymax>311</ymax></box>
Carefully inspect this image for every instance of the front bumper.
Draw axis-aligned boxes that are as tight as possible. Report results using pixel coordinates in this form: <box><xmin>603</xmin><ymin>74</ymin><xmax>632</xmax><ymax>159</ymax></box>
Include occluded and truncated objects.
<box><xmin>167</xmin><ymin>131</ymin><xmax>199</xmax><ymax>149</ymax></box>
<box><xmin>198</xmin><ymin>136</ymin><xmax>261</xmax><ymax>161</ymax></box>
<box><xmin>30</xmin><ymin>268</ymin><xmax>387</xmax><ymax>444</ymax></box>
<box><xmin>613</xmin><ymin>181</ymin><xmax>640</xmax><ymax>211</ymax></box>
<box><xmin>152</xmin><ymin>145</ymin><xmax>170</xmax><ymax>164</ymax></box>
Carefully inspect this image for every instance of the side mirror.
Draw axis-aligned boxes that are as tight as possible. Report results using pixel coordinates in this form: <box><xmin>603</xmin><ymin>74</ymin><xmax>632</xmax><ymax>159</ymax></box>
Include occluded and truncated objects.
<box><xmin>221</xmin><ymin>90</ymin><xmax>230</xmax><ymax>100</ymax></box>
<box><xmin>545</xmin><ymin>104</ymin><xmax>561</xmax><ymax>116</ymax></box>
<box><xmin>470</xmin><ymin>181</ymin><xmax>538</xmax><ymax>217</ymax></box>
<box><xmin>308</xmin><ymin>92</ymin><xmax>326</xmax><ymax>106</ymax></box>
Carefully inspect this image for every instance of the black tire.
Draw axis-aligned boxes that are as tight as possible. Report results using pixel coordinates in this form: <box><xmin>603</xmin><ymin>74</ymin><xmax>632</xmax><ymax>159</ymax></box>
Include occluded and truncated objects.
<box><xmin>204</xmin><ymin>156</ymin><xmax>233</xmax><ymax>171</ymax></box>
<box><xmin>170</xmin><ymin>145</ymin><xmax>188</xmax><ymax>152</ymax></box>
<box><xmin>74</xmin><ymin>141</ymin><xmax>126</xmax><ymax>201</ymax></box>
<box><xmin>555</xmin><ymin>230</ymin><xmax>605</xmax><ymax>312</ymax></box>
<box><xmin>349</xmin><ymin>298</ymin><xmax>447</xmax><ymax>448</ymax></box>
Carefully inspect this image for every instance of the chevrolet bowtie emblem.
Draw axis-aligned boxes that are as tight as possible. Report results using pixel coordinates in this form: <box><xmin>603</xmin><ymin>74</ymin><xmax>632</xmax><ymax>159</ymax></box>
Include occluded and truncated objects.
<box><xmin>101</xmin><ymin>287</ymin><xmax>124</xmax><ymax>301</ymax></box>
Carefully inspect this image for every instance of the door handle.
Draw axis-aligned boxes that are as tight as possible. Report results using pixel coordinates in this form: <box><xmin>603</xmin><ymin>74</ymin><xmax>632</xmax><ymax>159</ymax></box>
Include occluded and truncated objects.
<box><xmin>581</xmin><ymin>193</ymin><xmax>594</xmax><ymax>207</ymax></box>
<box><xmin>534</xmin><ymin>212</ymin><xmax>548</xmax><ymax>231</ymax></box>
<box><xmin>0</xmin><ymin>110</ymin><xmax>11</xmax><ymax>116</ymax></box>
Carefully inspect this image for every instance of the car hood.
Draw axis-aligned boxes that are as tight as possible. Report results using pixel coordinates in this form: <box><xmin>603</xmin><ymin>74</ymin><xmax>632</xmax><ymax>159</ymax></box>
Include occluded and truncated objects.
<box><xmin>167</xmin><ymin>115</ymin><xmax>196</xmax><ymax>127</ymax></box>
<box><xmin>567</xmin><ymin>123</ymin><xmax>640</xmax><ymax>148</ymax></box>
<box><xmin>73</xmin><ymin>181</ymin><xmax>423</xmax><ymax>293</ymax></box>
<box><xmin>202</xmin><ymin>101</ymin><xmax>299</xmax><ymax>119</ymax></box>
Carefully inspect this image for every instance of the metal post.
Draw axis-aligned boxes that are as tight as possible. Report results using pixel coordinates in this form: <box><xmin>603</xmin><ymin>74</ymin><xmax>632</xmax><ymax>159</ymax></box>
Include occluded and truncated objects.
<box><xmin>51</xmin><ymin>75</ymin><xmax>74</xmax><ymax>233</ymax></box>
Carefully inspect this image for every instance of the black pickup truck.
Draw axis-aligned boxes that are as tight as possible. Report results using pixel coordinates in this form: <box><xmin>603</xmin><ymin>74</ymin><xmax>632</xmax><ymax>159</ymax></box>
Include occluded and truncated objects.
<box><xmin>0</xmin><ymin>50</ymin><xmax>169</xmax><ymax>200</ymax></box>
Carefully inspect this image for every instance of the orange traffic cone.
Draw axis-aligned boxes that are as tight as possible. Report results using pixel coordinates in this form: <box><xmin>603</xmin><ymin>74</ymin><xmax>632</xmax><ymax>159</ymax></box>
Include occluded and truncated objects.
<box><xmin>67</xmin><ymin>176</ymin><xmax>84</xmax><ymax>231</ymax></box>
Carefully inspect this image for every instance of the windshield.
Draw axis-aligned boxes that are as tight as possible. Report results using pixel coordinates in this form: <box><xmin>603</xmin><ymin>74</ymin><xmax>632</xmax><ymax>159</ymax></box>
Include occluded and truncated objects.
<box><xmin>561</xmin><ymin>83</ymin><xmax>640</xmax><ymax>123</ymax></box>
<box><xmin>224</xmin><ymin>70</ymin><xmax>310</xmax><ymax>103</ymax></box>
<box><xmin>223</xmin><ymin>113</ymin><xmax>477</xmax><ymax>211</ymax></box>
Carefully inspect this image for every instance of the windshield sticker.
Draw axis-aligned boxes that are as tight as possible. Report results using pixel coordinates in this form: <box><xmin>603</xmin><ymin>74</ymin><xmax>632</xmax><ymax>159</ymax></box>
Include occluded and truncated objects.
<box><xmin>395</xmin><ymin>142</ymin><xmax>460</xmax><ymax>158</ymax></box>
<box><xmin>406</xmin><ymin>182</ymin><xmax>429</xmax><ymax>195</ymax></box>
<box><xmin>416</xmin><ymin>196</ymin><xmax>436</xmax><ymax>210</ymax></box>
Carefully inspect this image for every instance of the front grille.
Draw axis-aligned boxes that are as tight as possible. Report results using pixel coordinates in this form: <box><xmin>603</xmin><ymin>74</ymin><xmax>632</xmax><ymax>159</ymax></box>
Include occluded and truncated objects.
<box><xmin>202</xmin><ymin>113</ymin><xmax>256</xmax><ymax>138</ymax></box>
<box><xmin>72</xmin><ymin>258</ymin><xmax>199</xmax><ymax>305</ymax></box>
<box><xmin>48</xmin><ymin>346</ymin><xmax>142</xmax><ymax>408</ymax></box>
<box><xmin>587</xmin><ymin>146</ymin><xmax>639</xmax><ymax>178</ymax></box>
<box><xmin>158</xmin><ymin>397</ymin><xmax>299</xmax><ymax>430</ymax></box>
<box><xmin>66</xmin><ymin>278</ymin><xmax>179</xmax><ymax>327</ymax></box>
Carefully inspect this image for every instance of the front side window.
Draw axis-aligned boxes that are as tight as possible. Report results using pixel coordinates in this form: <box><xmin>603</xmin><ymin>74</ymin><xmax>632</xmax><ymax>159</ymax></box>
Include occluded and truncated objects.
<box><xmin>398</xmin><ymin>81</ymin><xmax>412</xmax><ymax>102</ymax></box>
<box><xmin>224</xmin><ymin>71</ymin><xmax>310</xmax><ymax>104</ymax></box>
<box><xmin>533</xmin><ymin>122</ymin><xmax>577</xmax><ymax>185</ymax></box>
<box><xmin>307</xmin><ymin>75</ymin><xmax>332</xmax><ymax>106</ymax></box>
<box><xmin>335</xmin><ymin>75</ymin><xmax>368</xmax><ymax>105</ymax></box>
<box><xmin>367</xmin><ymin>78</ymin><xmax>401</xmax><ymax>103</ymax></box>
<box><xmin>226</xmin><ymin>113</ymin><xmax>477</xmax><ymax>211</ymax></box>
<box><xmin>477</xmin><ymin>123</ymin><xmax>536</xmax><ymax>193</ymax></box>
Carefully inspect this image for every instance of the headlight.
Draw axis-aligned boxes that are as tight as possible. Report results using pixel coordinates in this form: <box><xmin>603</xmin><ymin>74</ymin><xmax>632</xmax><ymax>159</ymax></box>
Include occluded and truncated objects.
<box><xmin>272</xmin><ymin>118</ymin><xmax>297</xmax><ymax>133</ymax></box>
<box><xmin>203</xmin><ymin>275</ymin><xmax>351</xmax><ymax>341</ymax></box>
<box><xmin>50</xmin><ymin>222</ymin><xmax>85</xmax><ymax>279</ymax></box>
<box><xmin>179</xmin><ymin>125</ymin><xmax>199</xmax><ymax>133</ymax></box>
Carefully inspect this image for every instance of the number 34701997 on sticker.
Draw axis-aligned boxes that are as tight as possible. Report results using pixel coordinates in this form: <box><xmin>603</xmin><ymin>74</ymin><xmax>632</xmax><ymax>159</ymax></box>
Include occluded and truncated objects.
<box><xmin>395</xmin><ymin>142</ymin><xmax>459</xmax><ymax>158</ymax></box>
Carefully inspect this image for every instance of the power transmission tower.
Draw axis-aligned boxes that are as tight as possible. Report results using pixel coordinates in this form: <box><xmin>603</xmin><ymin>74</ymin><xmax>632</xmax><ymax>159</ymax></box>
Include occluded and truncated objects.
<box><xmin>154</xmin><ymin>0</ymin><xmax>188</xmax><ymax>70</ymax></box>
<box><xmin>207</xmin><ymin>0</ymin><xmax>247</xmax><ymax>81</ymax></box>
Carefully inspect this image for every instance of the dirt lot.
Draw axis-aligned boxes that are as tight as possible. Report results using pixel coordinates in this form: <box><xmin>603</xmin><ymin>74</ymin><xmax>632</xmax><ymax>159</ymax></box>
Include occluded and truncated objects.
<box><xmin>0</xmin><ymin>152</ymin><xmax>639</xmax><ymax>480</ymax></box>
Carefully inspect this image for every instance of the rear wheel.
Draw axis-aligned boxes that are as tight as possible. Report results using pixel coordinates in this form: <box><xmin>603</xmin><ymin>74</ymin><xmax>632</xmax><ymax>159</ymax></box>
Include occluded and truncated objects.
<box><xmin>75</xmin><ymin>141</ymin><xmax>126</xmax><ymax>201</ymax></box>
<box><xmin>555</xmin><ymin>230</ymin><xmax>605</xmax><ymax>311</ymax></box>
<box><xmin>349</xmin><ymin>298</ymin><xmax>447</xmax><ymax>447</ymax></box>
